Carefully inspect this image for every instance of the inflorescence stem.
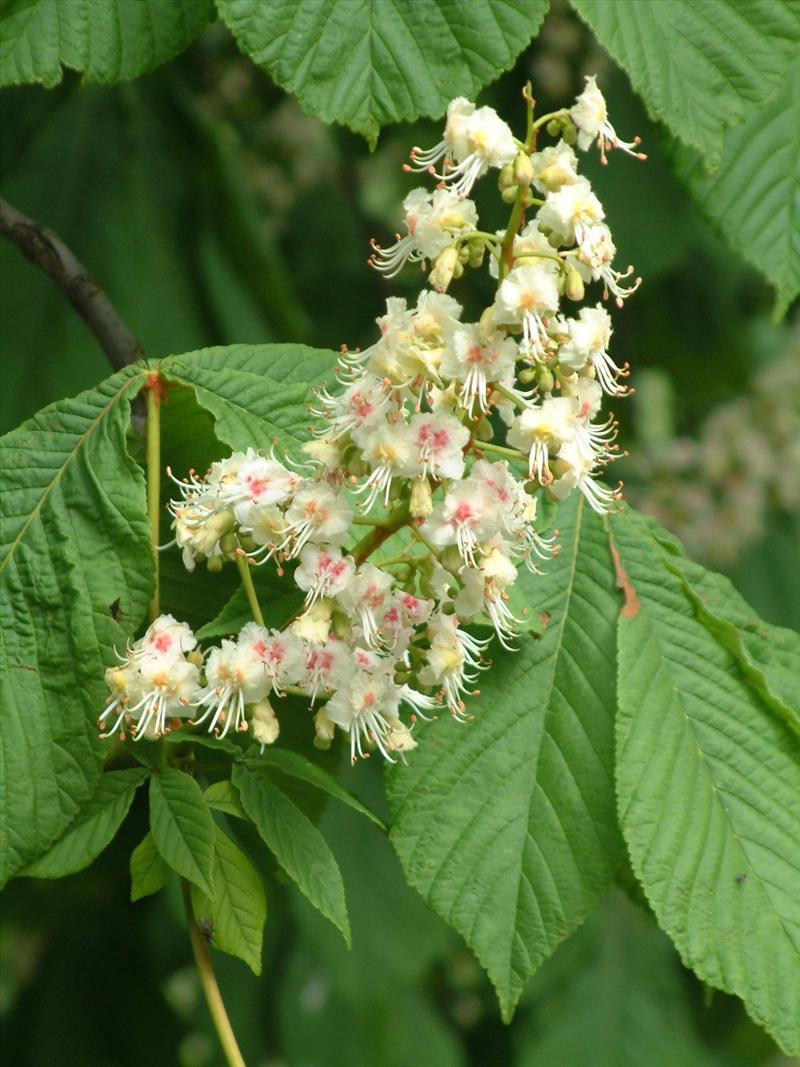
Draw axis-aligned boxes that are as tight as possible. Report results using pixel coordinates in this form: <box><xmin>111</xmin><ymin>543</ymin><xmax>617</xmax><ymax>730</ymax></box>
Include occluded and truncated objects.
<box><xmin>235</xmin><ymin>552</ymin><xmax>265</xmax><ymax>626</ymax></box>
<box><xmin>146</xmin><ymin>378</ymin><xmax>162</xmax><ymax>624</ymax></box>
<box><xmin>181</xmin><ymin>881</ymin><xmax>247</xmax><ymax>1067</ymax></box>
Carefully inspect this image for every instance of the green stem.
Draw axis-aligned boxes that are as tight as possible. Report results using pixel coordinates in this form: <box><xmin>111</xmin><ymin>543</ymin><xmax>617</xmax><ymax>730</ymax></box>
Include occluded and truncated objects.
<box><xmin>146</xmin><ymin>381</ymin><xmax>161</xmax><ymax>624</ymax></box>
<box><xmin>477</xmin><ymin>441</ymin><xmax>527</xmax><ymax>461</ymax></box>
<box><xmin>532</xmin><ymin>107</ymin><xmax>570</xmax><ymax>132</ymax></box>
<box><xmin>182</xmin><ymin>881</ymin><xmax>247</xmax><ymax>1067</ymax></box>
<box><xmin>498</xmin><ymin>190</ymin><xmax>527</xmax><ymax>281</ymax></box>
<box><xmin>235</xmin><ymin>553</ymin><xmax>265</xmax><ymax>626</ymax></box>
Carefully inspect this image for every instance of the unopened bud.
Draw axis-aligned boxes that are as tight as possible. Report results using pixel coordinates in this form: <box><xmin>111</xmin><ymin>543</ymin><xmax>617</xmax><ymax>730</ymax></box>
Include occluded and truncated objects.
<box><xmin>479</xmin><ymin>305</ymin><xmax>496</xmax><ymax>336</ymax></box>
<box><xmin>475</xmin><ymin>417</ymin><xmax>493</xmax><ymax>441</ymax></box>
<box><xmin>440</xmin><ymin>546</ymin><xmax>462</xmax><ymax>573</ymax></box>
<box><xmin>498</xmin><ymin>162</ymin><xmax>515</xmax><ymax>190</ymax></box>
<box><xmin>188</xmin><ymin>650</ymin><xmax>205</xmax><ymax>668</ymax></box>
<box><xmin>537</xmin><ymin>368</ymin><xmax>555</xmax><ymax>394</ymax></box>
<box><xmin>562</xmin><ymin>121</ymin><xmax>578</xmax><ymax>146</ymax></box>
<box><xmin>410</xmin><ymin>477</ymin><xmax>433</xmax><ymax>518</ymax></box>
<box><xmin>468</xmin><ymin>243</ymin><xmax>485</xmax><ymax>269</ymax></box>
<box><xmin>500</xmin><ymin>184</ymin><xmax>519</xmax><ymax>204</ymax></box>
<box><xmin>513</xmin><ymin>151</ymin><xmax>534</xmax><ymax>187</ymax></box>
<box><xmin>206</xmin><ymin>555</ymin><xmax>224</xmax><ymax>574</ymax></box>
<box><xmin>518</xmin><ymin>367</ymin><xmax>537</xmax><ymax>384</ymax></box>
<box><xmin>251</xmin><ymin>699</ymin><xmax>279</xmax><ymax>748</ymax></box>
<box><xmin>546</xmin><ymin>119</ymin><xmax>561</xmax><ymax>137</ymax></box>
<box><xmin>565</xmin><ymin>265</ymin><xmax>585</xmax><ymax>301</ymax></box>
<box><xmin>548</xmin><ymin>231</ymin><xmax>562</xmax><ymax>249</ymax></box>
<box><xmin>429</xmin><ymin>245</ymin><xmax>459</xmax><ymax>292</ymax></box>
<box><xmin>219</xmin><ymin>531</ymin><xmax>238</xmax><ymax>556</ymax></box>
<box><xmin>314</xmin><ymin>706</ymin><xmax>335</xmax><ymax>747</ymax></box>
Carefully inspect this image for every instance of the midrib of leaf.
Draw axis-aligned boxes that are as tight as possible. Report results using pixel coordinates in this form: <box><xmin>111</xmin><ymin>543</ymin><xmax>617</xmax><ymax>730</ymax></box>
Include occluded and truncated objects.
<box><xmin>0</xmin><ymin>368</ymin><xmax>147</xmax><ymax>574</ymax></box>
<box><xmin>500</xmin><ymin>496</ymin><xmax>585</xmax><ymax>997</ymax></box>
<box><xmin>618</xmin><ymin>555</ymin><xmax>800</xmax><ymax>979</ymax></box>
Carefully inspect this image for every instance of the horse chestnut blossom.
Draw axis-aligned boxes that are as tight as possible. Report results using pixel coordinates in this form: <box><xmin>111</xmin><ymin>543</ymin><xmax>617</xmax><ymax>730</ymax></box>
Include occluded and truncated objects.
<box><xmin>100</xmin><ymin>78</ymin><xmax>643</xmax><ymax>762</ymax></box>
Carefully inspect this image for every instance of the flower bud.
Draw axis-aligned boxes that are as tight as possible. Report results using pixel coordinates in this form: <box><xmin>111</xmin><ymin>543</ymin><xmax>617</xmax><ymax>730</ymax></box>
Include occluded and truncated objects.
<box><xmin>546</xmin><ymin>119</ymin><xmax>561</xmax><ymax>137</ymax></box>
<box><xmin>537</xmin><ymin>368</ymin><xmax>555</xmax><ymax>394</ymax></box>
<box><xmin>303</xmin><ymin>436</ymin><xmax>341</xmax><ymax>470</ymax></box>
<box><xmin>475</xmin><ymin>417</ymin><xmax>493</xmax><ymax>441</ymax></box>
<box><xmin>565</xmin><ymin>264</ymin><xmax>585</xmax><ymax>301</ymax></box>
<box><xmin>429</xmin><ymin>246</ymin><xmax>459</xmax><ymax>292</ymax></box>
<box><xmin>313</xmin><ymin>706</ymin><xmax>335</xmax><ymax>748</ymax></box>
<box><xmin>194</xmin><ymin>508</ymin><xmax>236</xmax><ymax>555</ymax></box>
<box><xmin>188</xmin><ymin>650</ymin><xmax>205</xmax><ymax>668</ymax></box>
<box><xmin>410</xmin><ymin>477</ymin><xmax>433</xmax><ymax>518</ymax></box>
<box><xmin>562</xmin><ymin>120</ymin><xmax>578</xmax><ymax>146</ymax></box>
<box><xmin>219</xmin><ymin>530</ymin><xmax>238</xmax><ymax>557</ymax></box>
<box><xmin>440</xmin><ymin>546</ymin><xmax>462</xmax><ymax>573</ymax></box>
<box><xmin>498</xmin><ymin>162</ymin><xmax>515</xmax><ymax>190</ymax></box>
<box><xmin>518</xmin><ymin>367</ymin><xmax>537</xmax><ymax>384</ymax></box>
<box><xmin>500</xmin><ymin>183</ymin><xmax>519</xmax><ymax>204</ymax></box>
<box><xmin>251</xmin><ymin>699</ymin><xmax>279</xmax><ymax>748</ymax></box>
<box><xmin>513</xmin><ymin>151</ymin><xmax>534</xmax><ymax>187</ymax></box>
<box><xmin>468</xmin><ymin>242</ymin><xmax>485</xmax><ymax>269</ymax></box>
<box><xmin>206</xmin><ymin>555</ymin><xmax>224</xmax><ymax>574</ymax></box>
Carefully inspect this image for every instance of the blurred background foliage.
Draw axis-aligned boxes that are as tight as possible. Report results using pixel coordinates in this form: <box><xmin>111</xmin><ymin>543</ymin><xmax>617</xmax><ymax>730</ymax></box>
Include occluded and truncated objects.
<box><xmin>1</xmin><ymin>3</ymin><xmax>797</xmax><ymax>1064</ymax></box>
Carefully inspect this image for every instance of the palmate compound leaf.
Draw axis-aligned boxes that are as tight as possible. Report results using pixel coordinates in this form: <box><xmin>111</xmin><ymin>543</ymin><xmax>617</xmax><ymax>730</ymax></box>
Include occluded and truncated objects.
<box><xmin>386</xmin><ymin>494</ymin><xmax>623</xmax><ymax>1020</ymax></box>
<box><xmin>23</xmin><ymin>767</ymin><xmax>148</xmax><ymax>879</ymax></box>
<box><xmin>217</xmin><ymin>0</ymin><xmax>549</xmax><ymax>146</ymax></box>
<box><xmin>149</xmin><ymin>768</ymin><xmax>216</xmax><ymax>897</ymax></box>
<box><xmin>570</xmin><ymin>0</ymin><xmax>800</xmax><ymax>169</ymax></box>
<box><xmin>0</xmin><ymin>364</ymin><xmax>152</xmax><ymax>887</ymax></box>
<box><xmin>232</xmin><ymin>763</ymin><xmax>351</xmax><ymax>945</ymax></box>
<box><xmin>191</xmin><ymin>825</ymin><xmax>267</xmax><ymax>975</ymax></box>
<box><xmin>610</xmin><ymin>506</ymin><xmax>800</xmax><ymax>1055</ymax></box>
<box><xmin>160</xmin><ymin>343</ymin><xmax>337</xmax><ymax>458</ymax></box>
<box><xmin>674</xmin><ymin>55</ymin><xmax>800</xmax><ymax>318</ymax></box>
<box><xmin>0</xmin><ymin>0</ymin><xmax>216</xmax><ymax>88</ymax></box>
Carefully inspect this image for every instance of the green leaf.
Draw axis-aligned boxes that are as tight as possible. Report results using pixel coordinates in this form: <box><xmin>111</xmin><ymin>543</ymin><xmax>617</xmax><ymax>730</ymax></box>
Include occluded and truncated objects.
<box><xmin>387</xmin><ymin>495</ymin><xmax>623</xmax><ymax>1020</ymax></box>
<box><xmin>149</xmin><ymin>769</ymin><xmax>216</xmax><ymax>896</ymax></box>
<box><xmin>0</xmin><ymin>364</ymin><xmax>151</xmax><ymax>886</ymax></box>
<box><xmin>662</xmin><ymin>549</ymin><xmax>800</xmax><ymax>738</ymax></box>
<box><xmin>204</xmin><ymin>779</ymin><xmax>247</xmax><ymax>820</ymax></box>
<box><xmin>191</xmin><ymin>825</ymin><xmax>266</xmax><ymax>974</ymax></box>
<box><xmin>160</xmin><ymin>343</ymin><xmax>337</xmax><ymax>456</ymax></box>
<box><xmin>0</xmin><ymin>0</ymin><xmax>216</xmax><ymax>88</ymax></box>
<box><xmin>23</xmin><ymin>768</ymin><xmax>148</xmax><ymax>879</ymax></box>
<box><xmin>611</xmin><ymin>507</ymin><xmax>800</xmax><ymax>1055</ymax></box>
<box><xmin>570</xmin><ymin>0</ymin><xmax>800</xmax><ymax>167</ymax></box>
<box><xmin>232</xmin><ymin>763</ymin><xmax>350</xmax><ymax>944</ymax></box>
<box><xmin>515</xmin><ymin>890</ymin><xmax>716</xmax><ymax>1067</ymax></box>
<box><xmin>674</xmin><ymin>56</ymin><xmax>800</xmax><ymax>317</ymax></box>
<box><xmin>246</xmin><ymin>747</ymin><xmax>387</xmax><ymax>830</ymax></box>
<box><xmin>217</xmin><ymin>0</ymin><xmax>549</xmax><ymax>145</ymax></box>
<box><xmin>130</xmin><ymin>830</ymin><xmax>171</xmax><ymax>901</ymax></box>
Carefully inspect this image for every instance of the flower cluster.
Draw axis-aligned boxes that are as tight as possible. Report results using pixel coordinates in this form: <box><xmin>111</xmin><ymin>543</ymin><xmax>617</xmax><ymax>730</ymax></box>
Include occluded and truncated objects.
<box><xmin>101</xmin><ymin>78</ymin><xmax>643</xmax><ymax>763</ymax></box>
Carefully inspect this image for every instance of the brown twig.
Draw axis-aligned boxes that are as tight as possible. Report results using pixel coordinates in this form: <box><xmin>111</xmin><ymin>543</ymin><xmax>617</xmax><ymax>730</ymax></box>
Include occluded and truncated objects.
<box><xmin>0</xmin><ymin>196</ymin><xmax>143</xmax><ymax>370</ymax></box>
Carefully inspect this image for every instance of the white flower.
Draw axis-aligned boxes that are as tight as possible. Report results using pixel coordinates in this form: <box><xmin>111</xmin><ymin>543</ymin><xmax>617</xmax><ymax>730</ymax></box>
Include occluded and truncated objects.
<box><xmin>407</xmin><ymin>412</ymin><xmax>470</xmax><ymax>480</ymax></box>
<box><xmin>382</xmin><ymin>591</ymin><xmax>433</xmax><ymax>654</ymax></box>
<box><xmin>137</xmin><ymin>614</ymin><xmax>197</xmax><ymax>660</ymax></box>
<box><xmin>281</xmin><ymin>483</ymin><xmax>351</xmax><ymax>556</ymax></box>
<box><xmin>396</xmin><ymin>290</ymin><xmax>463</xmax><ymax>382</ymax></box>
<box><xmin>441</xmin><ymin>325</ymin><xmax>518</xmax><ymax>413</ymax></box>
<box><xmin>294</xmin><ymin>544</ymin><xmax>356</xmax><ymax>605</ymax></box>
<box><xmin>571</xmin><ymin>75</ymin><xmax>646</xmax><ymax>162</ymax></box>
<box><xmin>325</xmin><ymin>659</ymin><xmax>405</xmax><ymax>762</ymax></box>
<box><xmin>507</xmin><ymin>397</ymin><xmax>577</xmax><ymax>483</ymax></box>
<box><xmin>242</xmin><ymin>504</ymin><xmax>288</xmax><ymax>562</ymax></box>
<box><xmin>418</xmin><ymin>612</ymin><xmax>489</xmax><ymax>719</ymax></box>
<box><xmin>193</xmin><ymin>639</ymin><xmax>268</xmax><ymax>738</ymax></box>
<box><xmin>335</xmin><ymin>563</ymin><xmax>394</xmax><ymax>647</ymax></box>
<box><xmin>101</xmin><ymin>656</ymin><xmax>199</xmax><ymax>741</ymax></box>
<box><xmin>424</xmin><ymin>480</ymin><xmax>498</xmax><ymax>566</ymax></box>
<box><xmin>291</xmin><ymin>599</ymin><xmax>334</xmax><ymax>646</ymax></box>
<box><xmin>301</xmin><ymin>638</ymin><xmax>353</xmax><ymax>701</ymax></box>
<box><xmin>409</xmin><ymin>99</ymin><xmax>516</xmax><ymax>196</ymax></box>
<box><xmin>530</xmin><ymin>140</ymin><xmax>580</xmax><ymax>193</ymax></box>
<box><xmin>314</xmin><ymin>375</ymin><xmax>393</xmax><ymax>444</ymax></box>
<box><xmin>551</xmin><ymin>437</ymin><xmax>620</xmax><ymax>513</ymax></box>
<box><xmin>572</xmin><ymin>223</ymin><xmax>641</xmax><ymax>306</ymax></box>
<box><xmin>537</xmin><ymin>177</ymin><xmax>604</xmax><ymax>246</ymax></box>
<box><xmin>357</xmin><ymin>420</ymin><xmax>417</xmax><ymax>510</ymax></box>
<box><xmin>238</xmin><ymin>622</ymin><xmax>306</xmax><ymax>694</ymax></box>
<box><xmin>495</xmin><ymin>263</ymin><xmax>560</xmax><ymax>358</ymax></box>
<box><xmin>217</xmin><ymin>451</ymin><xmax>298</xmax><ymax>525</ymax></box>
<box><xmin>369</xmin><ymin>187</ymin><xmax>478</xmax><ymax>277</ymax></box>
